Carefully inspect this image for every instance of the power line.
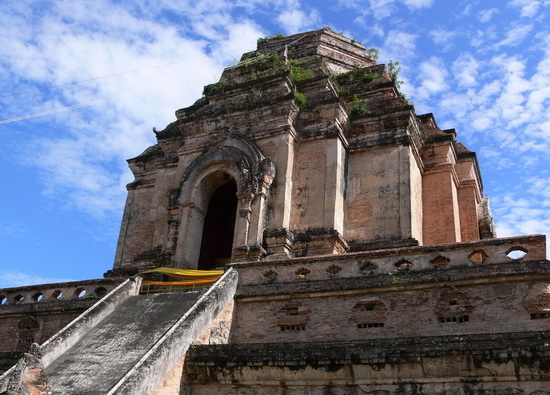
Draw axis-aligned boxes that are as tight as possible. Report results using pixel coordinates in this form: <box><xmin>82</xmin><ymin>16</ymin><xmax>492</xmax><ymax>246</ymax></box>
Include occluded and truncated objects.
<box><xmin>0</xmin><ymin>97</ymin><xmax>117</xmax><ymax>125</ymax></box>
<box><xmin>0</xmin><ymin>48</ymin><xmax>251</xmax><ymax>99</ymax></box>
<box><xmin>0</xmin><ymin>47</ymin><xmax>252</xmax><ymax>125</ymax></box>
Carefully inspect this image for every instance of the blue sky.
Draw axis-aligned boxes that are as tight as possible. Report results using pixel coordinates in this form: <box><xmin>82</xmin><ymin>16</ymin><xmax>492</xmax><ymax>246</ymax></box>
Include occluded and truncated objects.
<box><xmin>0</xmin><ymin>0</ymin><xmax>549</xmax><ymax>288</ymax></box>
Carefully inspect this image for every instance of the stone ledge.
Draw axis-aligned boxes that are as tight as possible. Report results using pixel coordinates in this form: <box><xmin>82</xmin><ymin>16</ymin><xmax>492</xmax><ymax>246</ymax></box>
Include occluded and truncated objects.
<box><xmin>0</xmin><ymin>279</ymin><xmax>122</xmax><ymax>308</ymax></box>
<box><xmin>0</xmin><ymin>278</ymin><xmax>121</xmax><ymax>293</ymax></box>
<box><xmin>186</xmin><ymin>331</ymin><xmax>550</xmax><ymax>369</ymax></box>
<box><xmin>231</xmin><ymin>235</ymin><xmax>547</xmax><ymax>269</ymax></box>
<box><xmin>235</xmin><ymin>260</ymin><xmax>550</xmax><ymax>298</ymax></box>
<box><xmin>0</xmin><ymin>299</ymin><xmax>97</xmax><ymax>315</ymax></box>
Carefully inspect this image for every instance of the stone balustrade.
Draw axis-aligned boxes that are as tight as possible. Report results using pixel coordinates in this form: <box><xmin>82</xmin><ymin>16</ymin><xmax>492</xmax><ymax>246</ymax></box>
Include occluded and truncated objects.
<box><xmin>0</xmin><ymin>279</ymin><xmax>121</xmax><ymax>306</ymax></box>
<box><xmin>233</xmin><ymin>235</ymin><xmax>547</xmax><ymax>287</ymax></box>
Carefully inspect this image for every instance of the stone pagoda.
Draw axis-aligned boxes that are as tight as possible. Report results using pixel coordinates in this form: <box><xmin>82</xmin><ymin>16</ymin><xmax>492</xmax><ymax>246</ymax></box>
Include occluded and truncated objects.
<box><xmin>1</xmin><ymin>28</ymin><xmax>548</xmax><ymax>394</ymax></box>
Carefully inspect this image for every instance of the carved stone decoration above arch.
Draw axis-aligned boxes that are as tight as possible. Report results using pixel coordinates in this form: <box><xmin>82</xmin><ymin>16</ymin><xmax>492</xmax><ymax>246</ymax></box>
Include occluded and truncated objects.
<box><xmin>173</xmin><ymin>135</ymin><xmax>275</xmax><ymax>207</ymax></box>
<box><xmin>171</xmin><ymin>134</ymin><xmax>276</xmax><ymax>268</ymax></box>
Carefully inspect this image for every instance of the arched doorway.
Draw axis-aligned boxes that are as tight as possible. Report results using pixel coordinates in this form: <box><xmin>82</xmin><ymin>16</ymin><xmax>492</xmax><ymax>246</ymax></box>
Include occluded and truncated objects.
<box><xmin>172</xmin><ymin>136</ymin><xmax>275</xmax><ymax>268</ymax></box>
<box><xmin>197</xmin><ymin>179</ymin><xmax>238</xmax><ymax>270</ymax></box>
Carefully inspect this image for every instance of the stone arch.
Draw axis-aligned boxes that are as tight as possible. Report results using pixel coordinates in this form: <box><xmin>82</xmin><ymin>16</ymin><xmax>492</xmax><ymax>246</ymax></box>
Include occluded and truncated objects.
<box><xmin>175</xmin><ymin>135</ymin><xmax>274</xmax><ymax>205</ymax></box>
<box><xmin>173</xmin><ymin>135</ymin><xmax>275</xmax><ymax>268</ymax></box>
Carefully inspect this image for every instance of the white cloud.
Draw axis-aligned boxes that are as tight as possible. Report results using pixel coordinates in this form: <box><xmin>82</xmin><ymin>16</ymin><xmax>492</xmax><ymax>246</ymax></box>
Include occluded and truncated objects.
<box><xmin>432</xmin><ymin>37</ymin><xmax>550</xmax><ymax>159</ymax></box>
<box><xmin>413</xmin><ymin>57</ymin><xmax>449</xmax><ymax>100</ymax></box>
<box><xmin>470</xmin><ymin>26</ymin><xmax>499</xmax><ymax>48</ymax></box>
<box><xmin>471</xmin><ymin>116</ymin><xmax>493</xmax><ymax>132</ymax></box>
<box><xmin>438</xmin><ymin>93</ymin><xmax>472</xmax><ymax>120</ymax></box>
<box><xmin>492</xmin><ymin>177</ymin><xmax>550</xmax><ymax>256</ymax></box>
<box><xmin>452</xmin><ymin>53</ymin><xmax>480</xmax><ymax>87</ymax></box>
<box><xmin>338</xmin><ymin>0</ymin><xmax>433</xmax><ymax>20</ymax></box>
<box><xmin>0</xmin><ymin>224</ymin><xmax>27</xmax><ymax>238</ymax></box>
<box><xmin>367</xmin><ymin>0</ymin><xmax>399</xmax><ymax>19</ymax></box>
<box><xmin>0</xmin><ymin>0</ymin><xmax>263</xmax><ymax>220</ymax></box>
<box><xmin>495</xmin><ymin>24</ymin><xmax>533</xmax><ymax>48</ymax></box>
<box><xmin>0</xmin><ymin>270</ymin><xmax>75</xmax><ymax>289</ymax></box>
<box><xmin>527</xmin><ymin>176</ymin><xmax>550</xmax><ymax>201</ymax></box>
<box><xmin>430</xmin><ymin>30</ymin><xmax>458</xmax><ymax>47</ymax></box>
<box><xmin>478</xmin><ymin>8</ymin><xmax>499</xmax><ymax>23</ymax></box>
<box><xmin>508</xmin><ymin>0</ymin><xmax>542</xmax><ymax>17</ymax></box>
<box><xmin>276</xmin><ymin>7</ymin><xmax>321</xmax><ymax>35</ymax></box>
<box><xmin>458</xmin><ymin>4</ymin><xmax>473</xmax><ymax>18</ymax></box>
<box><xmin>209</xmin><ymin>20</ymin><xmax>265</xmax><ymax>64</ymax></box>
<box><xmin>402</xmin><ymin>0</ymin><xmax>433</xmax><ymax>8</ymax></box>
<box><xmin>383</xmin><ymin>30</ymin><xmax>418</xmax><ymax>60</ymax></box>
<box><xmin>491</xmin><ymin>55</ymin><xmax>530</xmax><ymax>116</ymax></box>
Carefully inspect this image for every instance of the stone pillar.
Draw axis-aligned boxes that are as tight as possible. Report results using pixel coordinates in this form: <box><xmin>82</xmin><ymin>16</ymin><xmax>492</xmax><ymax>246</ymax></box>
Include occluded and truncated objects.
<box><xmin>264</xmin><ymin>131</ymin><xmax>296</xmax><ymax>258</ymax></box>
<box><xmin>264</xmin><ymin>228</ymin><xmax>295</xmax><ymax>260</ymax></box>
<box><xmin>323</xmin><ymin>137</ymin><xmax>346</xmax><ymax>234</ymax></box>
<box><xmin>238</xmin><ymin>192</ymin><xmax>254</xmax><ymax>239</ymax></box>
<box><xmin>247</xmin><ymin>189</ymin><xmax>268</xmax><ymax>247</ymax></box>
<box><xmin>233</xmin><ymin>157</ymin><xmax>275</xmax><ymax>262</ymax></box>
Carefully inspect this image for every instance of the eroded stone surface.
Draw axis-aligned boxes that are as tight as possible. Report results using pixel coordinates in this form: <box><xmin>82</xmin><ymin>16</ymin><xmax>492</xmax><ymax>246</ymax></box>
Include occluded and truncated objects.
<box><xmin>45</xmin><ymin>293</ymin><xmax>200</xmax><ymax>393</ymax></box>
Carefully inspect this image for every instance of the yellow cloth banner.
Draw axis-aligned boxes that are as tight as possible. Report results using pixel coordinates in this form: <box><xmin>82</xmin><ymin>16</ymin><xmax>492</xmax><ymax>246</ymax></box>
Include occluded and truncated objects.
<box><xmin>141</xmin><ymin>279</ymin><xmax>218</xmax><ymax>286</ymax></box>
<box><xmin>140</xmin><ymin>267</ymin><xmax>224</xmax><ymax>280</ymax></box>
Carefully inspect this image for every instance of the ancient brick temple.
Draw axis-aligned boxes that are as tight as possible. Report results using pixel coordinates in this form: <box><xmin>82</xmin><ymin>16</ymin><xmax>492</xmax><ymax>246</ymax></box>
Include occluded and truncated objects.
<box><xmin>1</xmin><ymin>29</ymin><xmax>549</xmax><ymax>394</ymax></box>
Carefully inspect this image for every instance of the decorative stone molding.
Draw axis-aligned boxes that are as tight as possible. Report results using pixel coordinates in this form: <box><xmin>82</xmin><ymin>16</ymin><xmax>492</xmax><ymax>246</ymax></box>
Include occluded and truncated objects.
<box><xmin>264</xmin><ymin>228</ymin><xmax>295</xmax><ymax>259</ymax></box>
<box><xmin>430</xmin><ymin>255</ymin><xmax>450</xmax><ymax>269</ymax></box>
<box><xmin>478</xmin><ymin>197</ymin><xmax>496</xmax><ymax>239</ymax></box>
<box><xmin>233</xmin><ymin>235</ymin><xmax>547</xmax><ymax>288</ymax></box>
<box><xmin>238</xmin><ymin>157</ymin><xmax>275</xmax><ymax>198</ymax></box>
<box><xmin>293</xmin><ymin>228</ymin><xmax>349</xmax><ymax>257</ymax></box>
<box><xmin>233</xmin><ymin>245</ymin><xmax>267</xmax><ymax>263</ymax></box>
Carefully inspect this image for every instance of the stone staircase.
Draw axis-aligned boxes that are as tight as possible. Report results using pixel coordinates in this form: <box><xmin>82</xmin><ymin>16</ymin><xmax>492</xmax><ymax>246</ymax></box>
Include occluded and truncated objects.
<box><xmin>46</xmin><ymin>292</ymin><xmax>201</xmax><ymax>394</ymax></box>
<box><xmin>0</xmin><ymin>269</ymin><xmax>238</xmax><ymax>395</ymax></box>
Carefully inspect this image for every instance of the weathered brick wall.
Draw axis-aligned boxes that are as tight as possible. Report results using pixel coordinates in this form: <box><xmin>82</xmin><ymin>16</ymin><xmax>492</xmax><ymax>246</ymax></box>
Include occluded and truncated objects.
<box><xmin>291</xmin><ymin>139</ymin><xmax>328</xmax><ymax>230</ymax></box>
<box><xmin>346</xmin><ymin>145</ymin><xmax>419</xmax><ymax>246</ymax></box>
<box><xmin>458</xmin><ymin>183</ymin><xmax>481</xmax><ymax>241</ymax></box>
<box><xmin>423</xmin><ymin>169</ymin><xmax>461</xmax><ymax>244</ymax></box>
<box><xmin>184</xmin><ymin>332</ymin><xmax>550</xmax><ymax>395</ymax></box>
<box><xmin>231</xmin><ymin>278</ymin><xmax>550</xmax><ymax>344</ymax></box>
<box><xmin>229</xmin><ymin>236</ymin><xmax>549</xmax><ymax>344</ymax></box>
<box><xmin>0</xmin><ymin>308</ymin><xmax>82</xmax><ymax>353</ymax></box>
<box><xmin>258</xmin><ymin>133</ymin><xmax>295</xmax><ymax>235</ymax></box>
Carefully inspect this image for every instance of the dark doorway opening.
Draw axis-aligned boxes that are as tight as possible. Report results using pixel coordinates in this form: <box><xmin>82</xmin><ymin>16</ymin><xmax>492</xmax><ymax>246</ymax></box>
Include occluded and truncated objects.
<box><xmin>197</xmin><ymin>179</ymin><xmax>238</xmax><ymax>270</ymax></box>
